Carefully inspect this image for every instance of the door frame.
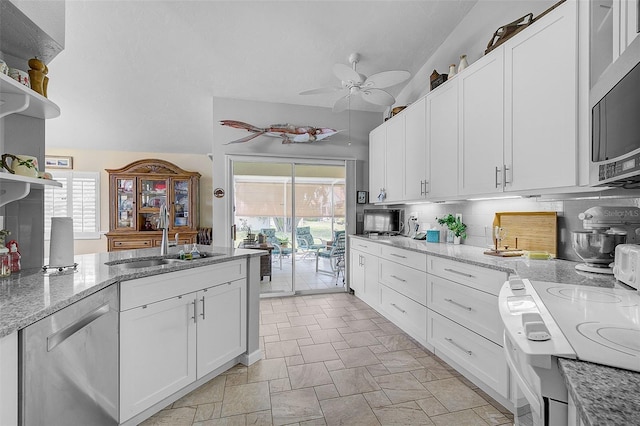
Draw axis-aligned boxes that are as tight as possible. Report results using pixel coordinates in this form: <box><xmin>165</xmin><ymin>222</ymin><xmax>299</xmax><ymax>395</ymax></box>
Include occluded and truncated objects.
<box><xmin>223</xmin><ymin>154</ymin><xmax>356</xmax><ymax>295</ymax></box>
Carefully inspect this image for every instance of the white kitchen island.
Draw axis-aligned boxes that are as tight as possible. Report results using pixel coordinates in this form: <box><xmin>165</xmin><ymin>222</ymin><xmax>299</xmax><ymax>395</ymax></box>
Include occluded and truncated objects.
<box><xmin>0</xmin><ymin>245</ymin><xmax>264</xmax><ymax>425</ymax></box>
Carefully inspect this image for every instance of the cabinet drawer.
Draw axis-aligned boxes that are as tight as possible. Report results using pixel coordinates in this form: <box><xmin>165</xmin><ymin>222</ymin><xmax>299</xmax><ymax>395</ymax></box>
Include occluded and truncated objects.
<box><xmin>427</xmin><ymin>310</ymin><xmax>508</xmax><ymax>398</ymax></box>
<box><xmin>380</xmin><ymin>285</ymin><xmax>427</xmax><ymax>343</ymax></box>
<box><xmin>381</xmin><ymin>245</ymin><xmax>427</xmax><ymax>272</ymax></box>
<box><xmin>349</xmin><ymin>238</ymin><xmax>381</xmax><ymax>256</ymax></box>
<box><xmin>428</xmin><ymin>275</ymin><xmax>502</xmax><ymax>344</ymax></box>
<box><xmin>112</xmin><ymin>238</ymin><xmax>153</xmax><ymax>250</ymax></box>
<box><xmin>120</xmin><ymin>260</ymin><xmax>245</xmax><ymax>310</ymax></box>
<box><xmin>427</xmin><ymin>256</ymin><xmax>508</xmax><ymax>296</ymax></box>
<box><xmin>379</xmin><ymin>259</ymin><xmax>427</xmax><ymax>305</ymax></box>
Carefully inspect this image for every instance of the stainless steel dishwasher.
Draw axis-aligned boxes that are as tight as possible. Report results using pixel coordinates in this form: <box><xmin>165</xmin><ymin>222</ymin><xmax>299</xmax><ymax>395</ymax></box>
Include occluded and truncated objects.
<box><xmin>20</xmin><ymin>284</ymin><xmax>119</xmax><ymax>425</ymax></box>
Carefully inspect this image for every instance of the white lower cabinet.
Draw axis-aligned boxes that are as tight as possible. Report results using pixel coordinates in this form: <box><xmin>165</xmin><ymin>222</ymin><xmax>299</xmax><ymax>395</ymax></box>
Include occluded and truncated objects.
<box><xmin>427</xmin><ymin>310</ymin><xmax>509</xmax><ymax>398</ymax></box>
<box><xmin>380</xmin><ymin>284</ymin><xmax>427</xmax><ymax>344</ymax></box>
<box><xmin>119</xmin><ymin>261</ymin><xmax>247</xmax><ymax>423</ymax></box>
<box><xmin>120</xmin><ymin>295</ymin><xmax>197</xmax><ymax>421</ymax></box>
<box><xmin>349</xmin><ymin>239</ymin><xmax>513</xmax><ymax>407</ymax></box>
<box><xmin>428</xmin><ymin>274</ymin><xmax>502</xmax><ymax>345</ymax></box>
<box><xmin>197</xmin><ymin>280</ymin><xmax>246</xmax><ymax>378</ymax></box>
<box><xmin>350</xmin><ymin>249</ymin><xmax>380</xmax><ymax>307</ymax></box>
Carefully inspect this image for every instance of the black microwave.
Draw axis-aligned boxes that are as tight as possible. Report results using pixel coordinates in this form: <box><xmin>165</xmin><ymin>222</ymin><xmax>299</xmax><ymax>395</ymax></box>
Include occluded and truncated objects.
<box><xmin>591</xmin><ymin>38</ymin><xmax>640</xmax><ymax>187</ymax></box>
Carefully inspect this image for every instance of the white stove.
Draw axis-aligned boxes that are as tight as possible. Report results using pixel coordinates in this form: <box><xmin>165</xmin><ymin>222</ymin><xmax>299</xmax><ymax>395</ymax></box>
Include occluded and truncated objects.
<box><xmin>499</xmin><ymin>278</ymin><xmax>640</xmax><ymax>425</ymax></box>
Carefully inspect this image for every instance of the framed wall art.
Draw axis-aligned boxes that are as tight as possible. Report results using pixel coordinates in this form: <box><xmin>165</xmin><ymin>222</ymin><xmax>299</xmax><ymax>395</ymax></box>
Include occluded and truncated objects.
<box><xmin>45</xmin><ymin>155</ymin><xmax>73</xmax><ymax>169</ymax></box>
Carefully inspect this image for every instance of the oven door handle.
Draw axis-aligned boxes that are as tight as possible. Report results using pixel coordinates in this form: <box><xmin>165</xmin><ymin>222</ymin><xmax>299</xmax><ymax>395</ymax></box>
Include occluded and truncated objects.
<box><xmin>503</xmin><ymin>331</ymin><xmax>542</xmax><ymax>417</ymax></box>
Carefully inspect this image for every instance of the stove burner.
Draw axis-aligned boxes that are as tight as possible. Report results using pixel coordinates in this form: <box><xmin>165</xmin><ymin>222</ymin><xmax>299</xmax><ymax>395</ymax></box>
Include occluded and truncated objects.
<box><xmin>576</xmin><ymin>322</ymin><xmax>640</xmax><ymax>356</ymax></box>
<box><xmin>545</xmin><ymin>286</ymin><xmax>626</xmax><ymax>303</ymax></box>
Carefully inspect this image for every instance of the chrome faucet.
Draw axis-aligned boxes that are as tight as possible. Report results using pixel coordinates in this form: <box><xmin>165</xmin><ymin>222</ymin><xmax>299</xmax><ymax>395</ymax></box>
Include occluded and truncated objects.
<box><xmin>159</xmin><ymin>204</ymin><xmax>169</xmax><ymax>255</ymax></box>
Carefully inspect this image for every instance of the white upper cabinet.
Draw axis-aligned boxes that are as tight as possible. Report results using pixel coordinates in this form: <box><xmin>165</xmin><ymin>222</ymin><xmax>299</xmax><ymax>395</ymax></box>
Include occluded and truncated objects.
<box><xmin>368</xmin><ymin>0</ymin><xmax>584</xmax><ymax>202</ymax></box>
<box><xmin>369</xmin><ymin>125</ymin><xmax>386</xmax><ymax>203</ymax></box>
<box><xmin>427</xmin><ymin>79</ymin><xmax>459</xmax><ymax>200</ymax></box>
<box><xmin>404</xmin><ymin>98</ymin><xmax>428</xmax><ymax>200</ymax></box>
<box><xmin>385</xmin><ymin>115</ymin><xmax>406</xmax><ymax>202</ymax></box>
<box><xmin>458</xmin><ymin>49</ymin><xmax>505</xmax><ymax>196</ymax></box>
<box><xmin>504</xmin><ymin>1</ymin><xmax>578</xmax><ymax>192</ymax></box>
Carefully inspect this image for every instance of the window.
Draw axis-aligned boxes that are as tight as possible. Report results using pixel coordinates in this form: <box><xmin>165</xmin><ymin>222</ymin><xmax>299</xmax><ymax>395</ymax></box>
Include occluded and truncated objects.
<box><xmin>44</xmin><ymin>171</ymin><xmax>100</xmax><ymax>239</ymax></box>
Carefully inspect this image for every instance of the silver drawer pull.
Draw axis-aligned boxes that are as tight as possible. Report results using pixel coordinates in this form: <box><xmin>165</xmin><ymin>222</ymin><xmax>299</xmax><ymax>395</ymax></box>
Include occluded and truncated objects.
<box><xmin>390</xmin><ymin>274</ymin><xmax>406</xmax><ymax>282</ymax></box>
<box><xmin>445</xmin><ymin>337</ymin><xmax>473</xmax><ymax>356</ymax></box>
<box><xmin>390</xmin><ymin>303</ymin><xmax>406</xmax><ymax>314</ymax></box>
<box><xmin>444</xmin><ymin>268</ymin><xmax>474</xmax><ymax>278</ymax></box>
<box><xmin>390</xmin><ymin>253</ymin><xmax>407</xmax><ymax>259</ymax></box>
<box><xmin>359</xmin><ymin>244</ymin><xmax>368</xmax><ymax>248</ymax></box>
<box><xmin>444</xmin><ymin>298</ymin><xmax>472</xmax><ymax>311</ymax></box>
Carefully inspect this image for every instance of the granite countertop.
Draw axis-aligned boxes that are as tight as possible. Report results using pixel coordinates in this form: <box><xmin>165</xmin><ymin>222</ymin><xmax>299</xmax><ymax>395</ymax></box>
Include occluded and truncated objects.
<box><xmin>0</xmin><ymin>245</ymin><xmax>266</xmax><ymax>339</ymax></box>
<box><xmin>558</xmin><ymin>359</ymin><xmax>640</xmax><ymax>426</ymax></box>
<box><xmin>350</xmin><ymin>235</ymin><xmax>639</xmax><ymax>425</ymax></box>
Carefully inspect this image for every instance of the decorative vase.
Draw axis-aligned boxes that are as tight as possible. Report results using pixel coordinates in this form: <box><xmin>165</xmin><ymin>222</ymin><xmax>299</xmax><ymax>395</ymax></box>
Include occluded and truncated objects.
<box><xmin>448</xmin><ymin>64</ymin><xmax>456</xmax><ymax>79</ymax></box>
<box><xmin>458</xmin><ymin>54</ymin><xmax>468</xmax><ymax>72</ymax></box>
<box><xmin>453</xmin><ymin>236</ymin><xmax>462</xmax><ymax>245</ymax></box>
<box><xmin>446</xmin><ymin>230</ymin><xmax>454</xmax><ymax>243</ymax></box>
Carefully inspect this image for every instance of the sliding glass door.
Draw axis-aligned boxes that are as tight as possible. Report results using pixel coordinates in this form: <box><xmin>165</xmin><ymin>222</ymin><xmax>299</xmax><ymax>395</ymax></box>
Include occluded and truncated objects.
<box><xmin>231</xmin><ymin>158</ymin><xmax>347</xmax><ymax>296</ymax></box>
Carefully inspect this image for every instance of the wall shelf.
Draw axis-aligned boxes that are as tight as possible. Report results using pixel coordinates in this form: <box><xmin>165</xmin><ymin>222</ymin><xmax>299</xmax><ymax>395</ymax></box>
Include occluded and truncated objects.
<box><xmin>0</xmin><ymin>73</ymin><xmax>60</xmax><ymax>119</ymax></box>
<box><xmin>0</xmin><ymin>173</ymin><xmax>61</xmax><ymax>207</ymax></box>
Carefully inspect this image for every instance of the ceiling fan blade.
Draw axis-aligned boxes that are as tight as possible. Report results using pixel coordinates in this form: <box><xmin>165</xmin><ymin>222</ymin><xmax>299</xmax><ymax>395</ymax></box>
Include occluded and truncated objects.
<box><xmin>363</xmin><ymin>70</ymin><xmax>411</xmax><ymax>89</ymax></box>
<box><xmin>299</xmin><ymin>86</ymin><xmax>342</xmax><ymax>95</ymax></box>
<box><xmin>333</xmin><ymin>63</ymin><xmax>361</xmax><ymax>84</ymax></box>
<box><xmin>333</xmin><ymin>95</ymin><xmax>350</xmax><ymax>113</ymax></box>
<box><xmin>361</xmin><ymin>88</ymin><xmax>395</xmax><ymax>106</ymax></box>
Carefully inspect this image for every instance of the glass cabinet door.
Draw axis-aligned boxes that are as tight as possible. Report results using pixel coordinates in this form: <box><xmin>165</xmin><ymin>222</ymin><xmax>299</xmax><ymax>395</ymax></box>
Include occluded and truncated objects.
<box><xmin>140</xmin><ymin>179</ymin><xmax>167</xmax><ymax>209</ymax></box>
<box><xmin>116</xmin><ymin>178</ymin><xmax>135</xmax><ymax>230</ymax></box>
<box><xmin>173</xmin><ymin>179</ymin><xmax>190</xmax><ymax>228</ymax></box>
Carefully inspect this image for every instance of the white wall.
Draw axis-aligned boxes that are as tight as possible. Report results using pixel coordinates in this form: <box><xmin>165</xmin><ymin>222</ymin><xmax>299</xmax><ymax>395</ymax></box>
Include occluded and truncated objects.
<box><xmin>211</xmin><ymin>97</ymin><xmax>380</xmax><ymax>245</ymax></box>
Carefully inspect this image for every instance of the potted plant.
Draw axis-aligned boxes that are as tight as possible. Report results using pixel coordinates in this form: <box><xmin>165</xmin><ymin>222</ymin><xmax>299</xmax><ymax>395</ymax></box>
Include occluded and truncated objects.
<box><xmin>277</xmin><ymin>236</ymin><xmax>289</xmax><ymax>247</ymax></box>
<box><xmin>436</xmin><ymin>214</ymin><xmax>467</xmax><ymax>244</ymax></box>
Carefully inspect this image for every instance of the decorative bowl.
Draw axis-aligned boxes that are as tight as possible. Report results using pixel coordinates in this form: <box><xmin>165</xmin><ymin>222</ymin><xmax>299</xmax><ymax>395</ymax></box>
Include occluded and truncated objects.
<box><xmin>571</xmin><ymin>230</ymin><xmax>626</xmax><ymax>266</ymax></box>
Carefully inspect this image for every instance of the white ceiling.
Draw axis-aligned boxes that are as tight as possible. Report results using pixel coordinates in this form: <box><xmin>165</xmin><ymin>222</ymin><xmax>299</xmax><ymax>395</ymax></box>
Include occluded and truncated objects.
<box><xmin>46</xmin><ymin>1</ymin><xmax>478</xmax><ymax>153</ymax></box>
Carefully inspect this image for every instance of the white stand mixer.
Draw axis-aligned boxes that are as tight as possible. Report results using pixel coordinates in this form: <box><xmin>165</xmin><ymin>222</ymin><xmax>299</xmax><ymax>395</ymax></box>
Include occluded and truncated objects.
<box><xmin>571</xmin><ymin>206</ymin><xmax>640</xmax><ymax>274</ymax></box>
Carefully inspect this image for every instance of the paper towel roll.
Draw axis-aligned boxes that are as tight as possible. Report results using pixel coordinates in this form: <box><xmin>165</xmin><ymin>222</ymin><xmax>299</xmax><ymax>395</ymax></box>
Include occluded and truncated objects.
<box><xmin>49</xmin><ymin>217</ymin><xmax>74</xmax><ymax>267</ymax></box>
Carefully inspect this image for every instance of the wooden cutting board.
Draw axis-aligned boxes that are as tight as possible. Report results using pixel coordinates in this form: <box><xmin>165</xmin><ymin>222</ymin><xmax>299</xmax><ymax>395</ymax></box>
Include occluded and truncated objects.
<box><xmin>493</xmin><ymin>212</ymin><xmax>557</xmax><ymax>257</ymax></box>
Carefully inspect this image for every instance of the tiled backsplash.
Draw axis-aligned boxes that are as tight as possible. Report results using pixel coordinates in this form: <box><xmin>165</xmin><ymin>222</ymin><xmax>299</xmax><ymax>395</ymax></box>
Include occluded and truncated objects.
<box><xmin>388</xmin><ymin>196</ymin><xmax>640</xmax><ymax>261</ymax></box>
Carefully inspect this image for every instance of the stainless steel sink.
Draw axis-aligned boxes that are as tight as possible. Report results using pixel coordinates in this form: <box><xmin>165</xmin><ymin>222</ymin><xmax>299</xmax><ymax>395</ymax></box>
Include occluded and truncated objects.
<box><xmin>109</xmin><ymin>258</ymin><xmax>185</xmax><ymax>269</ymax></box>
<box><xmin>106</xmin><ymin>252</ymin><xmax>225</xmax><ymax>269</ymax></box>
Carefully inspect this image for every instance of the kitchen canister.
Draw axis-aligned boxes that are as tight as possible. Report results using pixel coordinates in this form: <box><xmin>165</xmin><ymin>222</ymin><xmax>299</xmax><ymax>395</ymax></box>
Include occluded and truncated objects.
<box><xmin>49</xmin><ymin>217</ymin><xmax>75</xmax><ymax>268</ymax></box>
<box><xmin>426</xmin><ymin>229</ymin><xmax>440</xmax><ymax>243</ymax></box>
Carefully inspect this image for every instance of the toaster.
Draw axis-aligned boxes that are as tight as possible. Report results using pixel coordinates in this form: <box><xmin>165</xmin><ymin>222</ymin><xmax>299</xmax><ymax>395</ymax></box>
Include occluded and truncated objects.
<box><xmin>613</xmin><ymin>244</ymin><xmax>640</xmax><ymax>290</ymax></box>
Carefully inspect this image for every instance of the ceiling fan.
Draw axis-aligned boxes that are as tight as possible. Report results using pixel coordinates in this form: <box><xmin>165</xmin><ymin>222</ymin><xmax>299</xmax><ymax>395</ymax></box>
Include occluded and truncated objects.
<box><xmin>300</xmin><ymin>53</ymin><xmax>411</xmax><ymax>112</ymax></box>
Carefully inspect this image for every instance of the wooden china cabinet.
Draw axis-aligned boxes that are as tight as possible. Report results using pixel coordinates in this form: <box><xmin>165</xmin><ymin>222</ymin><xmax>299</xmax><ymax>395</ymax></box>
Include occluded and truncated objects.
<box><xmin>106</xmin><ymin>159</ymin><xmax>201</xmax><ymax>251</ymax></box>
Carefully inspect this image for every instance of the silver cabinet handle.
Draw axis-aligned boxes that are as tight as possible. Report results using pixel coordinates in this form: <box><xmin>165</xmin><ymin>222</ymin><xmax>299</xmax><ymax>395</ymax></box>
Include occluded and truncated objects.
<box><xmin>420</xmin><ymin>180</ymin><xmax>426</xmax><ymax>196</ymax></box>
<box><xmin>390</xmin><ymin>274</ymin><xmax>407</xmax><ymax>282</ymax></box>
<box><xmin>443</xmin><ymin>268</ymin><xmax>474</xmax><ymax>278</ymax></box>
<box><xmin>390</xmin><ymin>303</ymin><xmax>406</xmax><ymax>314</ymax></box>
<box><xmin>503</xmin><ymin>165</ymin><xmax>511</xmax><ymax>185</ymax></box>
<box><xmin>495</xmin><ymin>166</ymin><xmax>502</xmax><ymax>188</ymax></box>
<box><xmin>424</xmin><ymin>181</ymin><xmax>429</xmax><ymax>195</ymax></box>
<box><xmin>200</xmin><ymin>296</ymin><xmax>206</xmax><ymax>320</ymax></box>
<box><xmin>445</xmin><ymin>337</ymin><xmax>473</xmax><ymax>356</ymax></box>
<box><xmin>445</xmin><ymin>298</ymin><xmax>472</xmax><ymax>311</ymax></box>
<box><xmin>47</xmin><ymin>304</ymin><xmax>110</xmax><ymax>352</ymax></box>
<box><xmin>191</xmin><ymin>300</ymin><xmax>197</xmax><ymax>323</ymax></box>
<box><xmin>390</xmin><ymin>253</ymin><xmax>407</xmax><ymax>259</ymax></box>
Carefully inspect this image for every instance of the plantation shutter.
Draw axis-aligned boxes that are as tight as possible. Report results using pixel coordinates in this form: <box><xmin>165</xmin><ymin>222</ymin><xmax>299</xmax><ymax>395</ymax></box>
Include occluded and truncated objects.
<box><xmin>44</xmin><ymin>171</ymin><xmax>100</xmax><ymax>239</ymax></box>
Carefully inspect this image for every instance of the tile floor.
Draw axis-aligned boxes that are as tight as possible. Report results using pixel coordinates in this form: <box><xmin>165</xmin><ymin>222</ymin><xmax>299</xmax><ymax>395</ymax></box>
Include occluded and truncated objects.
<box><xmin>141</xmin><ymin>292</ymin><xmax>515</xmax><ymax>426</ymax></box>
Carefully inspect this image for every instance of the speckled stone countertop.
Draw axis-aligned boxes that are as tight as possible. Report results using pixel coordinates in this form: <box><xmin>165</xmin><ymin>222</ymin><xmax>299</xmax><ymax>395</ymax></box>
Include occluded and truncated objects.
<box><xmin>0</xmin><ymin>245</ymin><xmax>265</xmax><ymax>339</ymax></box>
<box><xmin>351</xmin><ymin>235</ymin><xmax>639</xmax><ymax>425</ymax></box>
<box><xmin>558</xmin><ymin>359</ymin><xmax>640</xmax><ymax>426</ymax></box>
